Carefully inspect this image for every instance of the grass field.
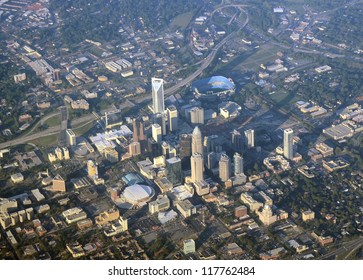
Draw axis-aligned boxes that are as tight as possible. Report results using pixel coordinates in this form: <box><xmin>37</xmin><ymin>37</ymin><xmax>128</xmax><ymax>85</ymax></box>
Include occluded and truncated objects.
<box><xmin>44</xmin><ymin>115</ymin><xmax>61</xmax><ymax>127</ymax></box>
<box><xmin>73</xmin><ymin>121</ymin><xmax>96</xmax><ymax>137</ymax></box>
<box><xmin>170</xmin><ymin>10</ymin><xmax>196</xmax><ymax>30</ymax></box>
<box><xmin>29</xmin><ymin>133</ymin><xmax>58</xmax><ymax>147</ymax></box>
<box><xmin>233</xmin><ymin>44</ymin><xmax>281</xmax><ymax>72</ymax></box>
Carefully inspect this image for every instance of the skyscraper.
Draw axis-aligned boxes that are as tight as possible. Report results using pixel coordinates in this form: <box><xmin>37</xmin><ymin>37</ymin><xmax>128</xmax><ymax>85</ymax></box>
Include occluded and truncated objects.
<box><xmin>219</xmin><ymin>153</ymin><xmax>231</xmax><ymax>182</ymax></box>
<box><xmin>190</xmin><ymin>107</ymin><xmax>204</xmax><ymax>125</ymax></box>
<box><xmin>152</xmin><ymin>124</ymin><xmax>162</xmax><ymax>144</ymax></box>
<box><xmin>166</xmin><ymin>157</ymin><xmax>182</xmax><ymax>186</ymax></box>
<box><xmin>233</xmin><ymin>152</ymin><xmax>244</xmax><ymax>175</ymax></box>
<box><xmin>191</xmin><ymin>153</ymin><xmax>204</xmax><ymax>183</ymax></box>
<box><xmin>133</xmin><ymin>118</ymin><xmax>147</xmax><ymax>151</ymax></box>
<box><xmin>151</xmin><ymin>78</ymin><xmax>164</xmax><ymax>114</ymax></box>
<box><xmin>179</xmin><ymin>134</ymin><xmax>192</xmax><ymax>166</ymax></box>
<box><xmin>244</xmin><ymin>129</ymin><xmax>255</xmax><ymax>148</ymax></box>
<box><xmin>192</xmin><ymin>126</ymin><xmax>203</xmax><ymax>156</ymax></box>
<box><xmin>283</xmin><ymin>128</ymin><xmax>294</xmax><ymax>160</ymax></box>
<box><xmin>167</xmin><ymin>106</ymin><xmax>178</xmax><ymax>132</ymax></box>
<box><xmin>154</xmin><ymin>113</ymin><xmax>166</xmax><ymax>135</ymax></box>
<box><xmin>232</xmin><ymin>129</ymin><xmax>243</xmax><ymax>152</ymax></box>
<box><xmin>66</xmin><ymin>129</ymin><xmax>76</xmax><ymax>146</ymax></box>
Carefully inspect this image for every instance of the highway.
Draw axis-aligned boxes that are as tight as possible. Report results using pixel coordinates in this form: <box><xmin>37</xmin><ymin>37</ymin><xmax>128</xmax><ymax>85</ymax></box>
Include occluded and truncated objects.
<box><xmin>319</xmin><ymin>237</ymin><xmax>363</xmax><ymax>260</ymax></box>
<box><xmin>0</xmin><ymin>114</ymin><xmax>97</xmax><ymax>149</ymax></box>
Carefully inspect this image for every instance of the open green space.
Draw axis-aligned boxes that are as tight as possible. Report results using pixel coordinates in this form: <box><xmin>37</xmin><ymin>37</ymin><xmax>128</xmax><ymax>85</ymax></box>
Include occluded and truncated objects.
<box><xmin>29</xmin><ymin>133</ymin><xmax>59</xmax><ymax>147</ymax></box>
<box><xmin>73</xmin><ymin>121</ymin><xmax>96</xmax><ymax>137</ymax></box>
<box><xmin>44</xmin><ymin>114</ymin><xmax>61</xmax><ymax>127</ymax></box>
<box><xmin>170</xmin><ymin>10</ymin><xmax>196</xmax><ymax>30</ymax></box>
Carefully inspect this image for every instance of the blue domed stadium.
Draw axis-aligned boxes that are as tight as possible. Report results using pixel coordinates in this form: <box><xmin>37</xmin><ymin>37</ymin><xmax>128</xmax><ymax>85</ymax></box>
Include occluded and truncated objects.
<box><xmin>191</xmin><ymin>76</ymin><xmax>235</xmax><ymax>99</ymax></box>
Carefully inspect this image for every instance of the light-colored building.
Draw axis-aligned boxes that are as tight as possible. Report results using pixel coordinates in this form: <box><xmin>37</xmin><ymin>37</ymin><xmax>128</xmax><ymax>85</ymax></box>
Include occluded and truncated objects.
<box><xmin>95</xmin><ymin>208</ymin><xmax>120</xmax><ymax>225</ymax></box>
<box><xmin>104</xmin><ymin>217</ymin><xmax>128</xmax><ymax>237</ymax></box>
<box><xmin>152</xmin><ymin>124</ymin><xmax>162</xmax><ymax>144</ymax></box>
<box><xmin>66</xmin><ymin>129</ymin><xmax>76</xmax><ymax>146</ymax></box>
<box><xmin>240</xmin><ymin>193</ymin><xmax>263</xmax><ymax>212</ymax></box>
<box><xmin>191</xmin><ymin>153</ymin><xmax>204</xmax><ymax>183</ymax></box>
<box><xmin>283</xmin><ymin>128</ymin><xmax>294</xmax><ymax>160</ymax></box>
<box><xmin>176</xmin><ymin>200</ymin><xmax>196</xmax><ymax>218</ymax></box>
<box><xmin>62</xmin><ymin>147</ymin><xmax>70</xmax><ymax>160</ymax></box>
<box><xmin>11</xmin><ymin>173</ymin><xmax>24</xmax><ymax>184</ymax></box>
<box><xmin>87</xmin><ymin>160</ymin><xmax>98</xmax><ymax>179</ymax></box>
<box><xmin>62</xmin><ymin>207</ymin><xmax>87</xmax><ymax>224</ymax></box>
<box><xmin>190</xmin><ymin>107</ymin><xmax>204</xmax><ymax>125</ymax></box>
<box><xmin>192</xmin><ymin>126</ymin><xmax>203</xmax><ymax>155</ymax></box>
<box><xmin>104</xmin><ymin>147</ymin><xmax>119</xmax><ymax>162</ymax></box>
<box><xmin>219</xmin><ymin>153</ymin><xmax>231</xmax><ymax>182</ymax></box>
<box><xmin>128</xmin><ymin>142</ymin><xmax>141</xmax><ymax>156</ymax></box>
<box><xmin>233</xmin><ymin>153</ymin><xmax>244</xmax><ymax>175</ymax></box>
<box><xmin>302</xmin><ymin>210</ymin><xmax>315</xmax><ymax>222</ymax></box>
<box><xmin>55</xmin><ymin>147</ymin><xmax>63</xmax><ymax>160</ymax></box>
<box><xmin>183</xmin><ymin>239</ymin><xmax>195</xmax><ymax>255</ymax></box>
<box><xmin>167</xmin><ymin>106</ymin><xmax>178</xmax><ymax>132</ymax></box>
<box><xmin>194</xmin><ymin>180</ymin><xmax>210</xmax><ymax>196</ymax></box>
<box><xmin>52</xmin><ymin>175</ymin><xmax>66</xmax><ymax>192</ymax></box>
<box><xmin>244</xmin><ymin>129</ymin><xmax>255</xmax><ymax>148</ymax></box>
<box><xmin>48</xmin><ymin>153</ymin><xmax>57</xmax><ymax>162</ymax></box>
<box><xmin>151</xmin><ymin>78</ymin><xmax>165</xmax><ymax>114</ymax></box>
<box><xmin>149</xmin><ymin>195</ymin><xmax>170</xmax><ymax>214</ymax></box>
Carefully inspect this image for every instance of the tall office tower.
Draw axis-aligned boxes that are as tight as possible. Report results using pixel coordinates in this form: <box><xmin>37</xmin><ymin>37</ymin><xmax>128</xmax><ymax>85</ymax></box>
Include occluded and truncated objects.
<box><xmin>133</xmin><ymin>118</ymin><xmax>147</xmax><ymax>151</ymax></box>
<box><xmin>166</xmin><ymin>157</ymin><xmax>182</xmax><ymax>186</ymax></box>
<box><xmin>203</xmin><ymin>136</ymin><xmax>212</xmax><ymax>155</ymax></box>
<box><xmin>233</xmin><ymin>152</ymin><xmax>244</xmax><ymax>175</ymax></box>
<box><xmin>66</xmin><ymin>129</ymin><xmax>76</xmax><ymax>146</ymax></box>
<box><xmin>148</xmin><ymin>138</ymin><xmax>161</xmax><ymax>158</ymax></box>
<box><xmin>151</xmin><ymin>78</ymin><xmax>165</xmax><ymax>114</ymax></box>
<box><xmin>231</xmin><ymin>129</ymin><xmax>243</xmax><ymax>152</ymax></box>
<box><xmin>62</xmin><ymin>147</ymin><xmax>70</xmax><ymax>160</ymax></box>
<box><xmin>179</xmin><ymin>134</ymin><xmax>192</xmax><ymax>166</ymax></box>
<box><xmin>219</xmin><ymin>153</ymin><xmax>231</xmax><ymax>182</ymax></box>
<box><xmin>167</xmin><ymin>106</ymin><xmax>178</xmax><ymax>132</ymax></box>
<box><xmin>191</xmin><ymin>153</ymin><xmax>204</xmax><ymax>183</ymax></box>
<box><xmin>152</xmin><ymin>124</ymin><xmax>162</xmax><ymax>144</ymax></box>
<box><xmin>53</xmin><ymin>69</ymin><xmax>61</xmax><ymax>81</ymax></box>
<box><xmin>244</xmin><ymin>129</ymin><xmax>255</xmax><ymax>148</ymax></box>
<box><xmin>190</xmin><ymin>107</ymin><xmax>204</xmax><ymax>125</ymax></box>
<box><xmin>154</xmin><ymin>113</ymin><xmax>166</xmax><ymax>135</ymax></box>
<box><xmin>283</xmin><ymin>128</ymin><xmax>294</xmax><ymax>160</ymax></box>
<box><xmin>192</xmin><ymin>126</ymin><xmax>203</xmax><ymax>156</ymax></box>
<box><xmin>55</xmin><ymin>147</ymin><xmax>63</xmax><ymax>160</ymax></box>
<box><xmin>207</xmin><ymin>152</ymin><xmax>217</xmax><ymax>170</ymax></box>
<box><xmin>162</xmin><ymin>142</ymin><xmax>171</xmax><ymax>159</ymax></box>
<box><xmin>129</xmin><ymin>141</ymin><xmax>141</xmax><ymax>156</ymax></box>
<box><xmin>87</xmin><ymin>160</ymin><xmax>98</xmax><ymax>179</ymax></box>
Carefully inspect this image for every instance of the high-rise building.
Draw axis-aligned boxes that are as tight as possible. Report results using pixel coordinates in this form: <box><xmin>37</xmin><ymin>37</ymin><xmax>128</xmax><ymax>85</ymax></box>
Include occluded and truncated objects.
<box><xmin>233</xmin><ymin>152</ymin><xmax>244</xmax><ymax>175</ymax></box>
<box><xmin>55</xmin><ymin>147</ymin><xmax>63</xmax><ymax>160</ymax></box>
<box><xmin>152</xmin><ymin>124</ymin><xmax>162</xmax><ymax>144</ymax></box>
<box><xmin>151</xmin><ymin>78</ymin><xmax>165</xmax><ymax>114</ymax></box>
<box><xmin>191</xmin><ymin>153</ymin><xmax>204</xmax><ymax>183</ymax></box>
<box><xmin>87</xmin><ymin>160</ymin><xmax>98</xmax><ymax>179</ymax></box>
<box><xmin>166</xmin><ymin>157</ymin><xmax>182</xmax><ymax>186</ymax></box>
<box><xmin>128</xmin><ymin>142</ymin><xmax>141</xmax><ymax>156</ymax></box>
<box><xmin>219</xmin><ymin>154</ymin><xmax>231</xmax><ymax>182</ymax></box>
<box><xmin>179</xmin><ymin>134</ymin><xmax>192</xmax><ymax>166</ymax></box>
<box><xmin>283</xmin><ymin>128</ymin><xmax>294</xmax><ymax>160</ymax></box>
<box><xmin>104</xmin><ymin>147</ymin><xmax>119</xmax><ymax>162</ymax></box>
<box><xmin>232</xmin><ymin>129</ymin><xmax>243</xmax><ymax>152</ymax></box>
<box><xmin>148</xmin><ymin>138</ymin><xmax>161</xmax><ymax>158</ymax></box>
<box><xmin>203</xmin><ymin>136</ymin><xmax>212</xmax><ymax>156</ymax></box>
<box><xmin>154</xmin><ymin>113</ymin><xmax>166</xmax><ymax>135</ymax></box>
<box><xmin>62</xmin><ymin>147</ymin><xmax>70</xmax><ymax>160</ymax></box>
<box><xmin>167</xmin><ymin>106</ymin><xmax>178</xmax><ymax>132</ymax></box>
<box><xmin>66</xmin><ymin>129</ymin><xmax>76</xmax><ymax>146</ymax></box>
<box><xmin>207</xmin><ymin>152</ymin><xmax>217</xmax><ymax>170</ymax></box>
<box><xmin>192</xmin><ymin>126</ymin><xmax>203</xmax><ymax>155</ymax></box>
<box><xmin>52</xmin><ymin>175</ymin><xmax>66</xmax><ymax>192</ymax></box>
<box><xmin>190</xmin><ymin>107</ymin><xmax>204</xmax><ymax>125</ymax></box>
<box><xmin>244</xmin><ymin>129</ymin><xmax>255</xmax><ymax>148</ymax></box>
<box><xmin>132</xmin><ymin>118</ymin><xmax>147</xmax><ymax>151</ymax></box>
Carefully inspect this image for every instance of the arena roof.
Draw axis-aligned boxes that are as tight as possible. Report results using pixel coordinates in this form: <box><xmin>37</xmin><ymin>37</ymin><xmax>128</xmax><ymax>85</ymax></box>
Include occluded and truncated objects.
<box><xmin>192</xmin><ymin>76</ymin><xmax>235</xmax><ymax>95</ymax></box>
<box><xmin>122</xmin><ymin>184</ymin><xmax>154</xmax><ymax>204</ymax></box>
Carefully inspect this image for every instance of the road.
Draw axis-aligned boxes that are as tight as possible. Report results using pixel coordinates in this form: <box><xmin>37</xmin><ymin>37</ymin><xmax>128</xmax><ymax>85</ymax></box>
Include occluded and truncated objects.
<box><xmin>0</xmin><ymin>114</ymin><xmax>97</xmax><ymax>149</ymax></box>
<box><xmin>319</xmin><ymin>236</ymin><xmax>363</xmax><ymax>259</ymax></box>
